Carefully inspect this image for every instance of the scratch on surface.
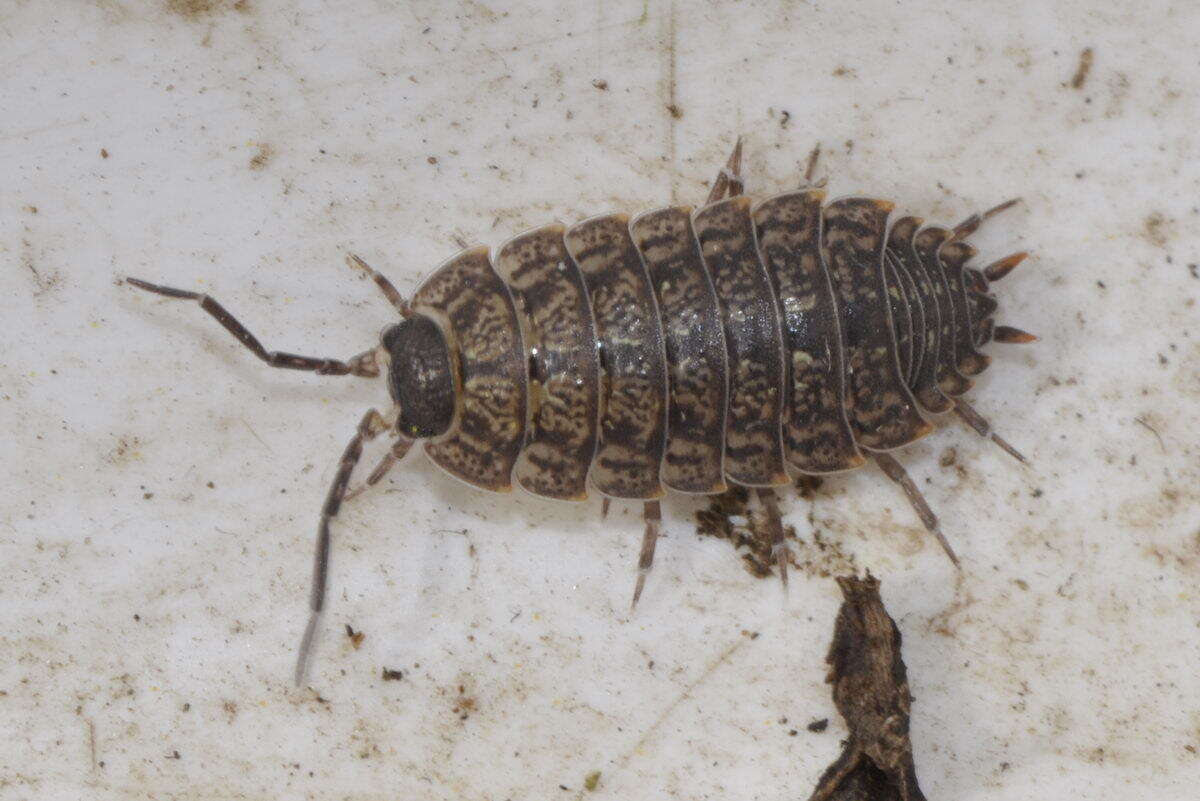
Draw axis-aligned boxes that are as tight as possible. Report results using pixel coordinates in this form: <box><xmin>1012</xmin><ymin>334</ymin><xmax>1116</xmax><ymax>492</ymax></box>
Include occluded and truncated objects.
<box><xmin>615</xmin><ymin>635</ymin><xmax>747</xmax><ymax>771</ymax></box>
<box><xmin>662</xmin><ymin>0</ymin><xmax>679</xmax><ymax>202</ymax></box>
<box><xmin>1133</xmin><ymin>416</ymin><xmax>1165</xmax><ymax>452</ymax></box>
<box><xmin>86</xmin><ymin>718</ymin><xmax>97</xmax><ymax>772</ymax></box>
<box><xmin>240</xmin><ymin>418</ymin><xmax>273</xmax><ymax>453</ymax></box>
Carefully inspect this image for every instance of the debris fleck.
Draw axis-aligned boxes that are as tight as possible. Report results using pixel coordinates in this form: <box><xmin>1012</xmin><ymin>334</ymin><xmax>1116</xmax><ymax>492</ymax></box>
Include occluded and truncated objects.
<box><xmin>249</xmin><ymin>143</ymin><xmax>273</xmax><ymax>170</ymax></box>
<box><xmin>584</xmin><ymin>770</ymin><xmax>601</xmax><ymax>791</ymax></box>
<box><xmin>1070</xmin><ymin>47</ymin><xmax>1094</xmax><ymax>89</ymax></box>
<box><xmin>807</xmin><ymin>718</ymin><xmax>829</xmax><ymax>733</ymax></box>
<box><xmin>345</xmin><ymin>625</ymin><xmax>365</xmax><ymax>649</ymax></box>
<box><xmin>591</xmin><ymin>79</ymin><xmax>608</xmax><ymax>91</ymax></box>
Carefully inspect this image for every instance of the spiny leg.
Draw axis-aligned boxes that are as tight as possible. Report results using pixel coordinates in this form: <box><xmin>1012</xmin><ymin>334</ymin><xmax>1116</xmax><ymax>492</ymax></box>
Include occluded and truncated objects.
<box><xmin>953</xmin><ymin>399</ymin><xmax>1028</xmax><ymax>464</ymax></box>
<box><xmin>705</xmin><ymin>136</ymin><xmax>745</xmax><ymax>205</ymax></box>
<box><xmin>125</xmin><ymin>278</ymin><xmax>379</xmax><ymax>377</ymax></box>
<box><xmin>295</xmin><ymin>407</ymin><xmax>391</xmax><ymax>686</ymax></box>
<box><xmin>952</xmin><ymin>198</ymin><xmax>1021</xmax><ymax>240</ymax></box>
<box><xmin>750</xmin><ymin>487</ymin><xmax>790</xmax><ymax>590</ymax></box>
<box><xmin>630</xmin><ymin>500</ymin><xmax>662</xmax><ymax>612</ymax></box>
<box><xmin>873</xmin><ymin>452</ymin><xmax>960</xmax><ymax>567</ymax></box>
<box><xmin>346</xmin><ymin>254</ymin><xmax>411</xmax><ymax>317</ymax></box>
<box><xmin>345</xmin><ymin>434</ymin><xmax>416</xmax><ymax>501</ymax></box>
<box><xmin>801</xmin><ymin>142</ymin><xmax>822</xmax><ymax>187</ymax></box>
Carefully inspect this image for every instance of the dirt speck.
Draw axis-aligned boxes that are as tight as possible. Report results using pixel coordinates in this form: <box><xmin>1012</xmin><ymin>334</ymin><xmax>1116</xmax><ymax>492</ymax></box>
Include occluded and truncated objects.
<box><xmin>249</xmin><ymin>143</ymin><xmax>273</xmax><ymax>170</ymax></box>
<box><xmin>584</xmin><ymin>770</ymin><xmax>601</xmax><ymax>791</ymax></box>
<box><xmin>1070</xmin><ymin>47</ymin><xmax>1094</xmax><ymax>89</ymax></box>
<box><xmin>665</xmin><ymin>103</ymin><xmax>683</xmax><ymax>119</ymax></box>
<box><xmin>100</xmin><ymin>148</ymin><xmax>109</xmax><ymax>159</ymax></box>
<box><xmin>222</xmin><ymin>700</ymin><xmax>238</xmax><ymax>723</ymax></box>
<box><xmin>166</xmin><ymin>0</ymin><xmax>220</xmax><ymax>18</ymax></box>
<box><xmin>832</xmin><ymin>65</ymin><xmax>857</xmax><ymax>78</ymax></box>
<box><xmin>1142</xmin><ymin>213</ymin><xmax>1171</xmax><ymax>247</ymax></box>
<box><xmin>106</xmin><ymin>436</ymin><xmax>143</xmax><ymax>466</ymax></box>
<box><xmin>591</xmin><ymin>79</ymin><xmax>608</xmax><ymax>91</ymax></box>
<box><xmin>696</xmin><ymin>486</ymin><xmax>856</xmax><ymax>579</ymax></box>
<box><xmin>345</xmin><ymin>624</ymin><xmax>364</xmax><ymax>649</ymax></box>
<box><xmin>381</xmin><ymin>667</ymin><xmax>404</xmax><ymax>681</ymax></box>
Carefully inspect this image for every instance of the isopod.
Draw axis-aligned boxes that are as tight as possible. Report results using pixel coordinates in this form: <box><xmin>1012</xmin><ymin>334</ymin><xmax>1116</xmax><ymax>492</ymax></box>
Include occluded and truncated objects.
<box><xmin>126</xmin><ymin>139</ymin><xmax>1035</xmax><ymax>683</ymax></box>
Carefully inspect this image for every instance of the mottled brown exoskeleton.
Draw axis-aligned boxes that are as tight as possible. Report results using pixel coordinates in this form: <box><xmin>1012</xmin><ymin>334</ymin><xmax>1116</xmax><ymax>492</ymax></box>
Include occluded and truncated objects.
<box><xmin>126</xmin><ymin>139</ymin><xmax>1035</xmax><ymax>683</ymax></box>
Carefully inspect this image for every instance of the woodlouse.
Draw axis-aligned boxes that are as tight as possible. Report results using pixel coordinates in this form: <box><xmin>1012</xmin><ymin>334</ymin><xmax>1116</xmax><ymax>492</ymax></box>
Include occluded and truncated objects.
<box><xmin>125</xmin><ymin>139</ymin><xmax>1035</xmax><ymax>683</ymax></box>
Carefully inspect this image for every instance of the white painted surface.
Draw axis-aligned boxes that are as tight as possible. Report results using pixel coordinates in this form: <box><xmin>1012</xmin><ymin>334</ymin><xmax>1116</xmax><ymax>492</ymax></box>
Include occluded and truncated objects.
<box><xmin>2</xmin><ymin>1</ymin><xmax>1197</xmax><ymax>798</ymax></box>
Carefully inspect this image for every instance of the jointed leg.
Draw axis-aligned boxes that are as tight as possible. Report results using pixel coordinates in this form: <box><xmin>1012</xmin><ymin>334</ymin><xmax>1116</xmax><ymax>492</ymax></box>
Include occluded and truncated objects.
<box><xmin>345</xmin><ymin>434</ymin><xmax>416</xmax><ymax>501</ymax></box>
<box><xmin>873</xmin><ymin>452</ymin><xmax>960</xmax><ymax>567</ymax></box>
<box><xmin>630</xmin><ymin>500</ymin><xmax>662</xmax><ymax>612</ymax></box>
<box><xmin>125</xmin><ymin>278</ymin><xmax>379</xmax><ymax>377</ymax></box>
<box><xmin>346</xmin><ymin>254</ymin><xmax>411</xmax><ymax>317</ymax></box>
<box><xmin>801</xmin><ymin>142</ymin><xmax>822</xmax><ymax>187</ymax></box>
<box><xmin>294</xmin><ymin>407</ymin><xmax>391</xmax><ymax>685</ymax></box>
<box><xmin>953</xmin><ymin>399</ymin><xmax>1028</xmax><ymax>465</ymax></box>
<box><xmin>952</xmin><ymin>198</ymin><xmax>1021</xmax><ymax>240</ymax></box>
<box><xmin>749</xmin><ymin>487</ymin><xmax>790</xmax><ymax>589</ymax></box>
<box><xmin>705</xmin><ymin>136</ymin><xmax>745</xmax><ymax>205</ymax></box>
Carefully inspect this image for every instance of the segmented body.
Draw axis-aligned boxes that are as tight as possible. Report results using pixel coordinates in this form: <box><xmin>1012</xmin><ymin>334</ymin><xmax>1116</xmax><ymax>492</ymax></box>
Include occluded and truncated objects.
<box><xmin>415</xmin><ymin>189</ymin><xmax>1001</xmax><ymax>500</ymax></box>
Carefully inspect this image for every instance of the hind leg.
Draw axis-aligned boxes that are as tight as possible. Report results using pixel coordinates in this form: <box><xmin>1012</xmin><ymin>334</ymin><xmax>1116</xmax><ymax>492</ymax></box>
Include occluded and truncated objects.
<box><xmin>872</xmin><ymin>452</ymin><xmax>960</xmax><ymax>567</ymax></box>
<box><xmin>705</xmin><ymin>137</ymin><xmax>745</xmax><ymax>205</ymax></box>
<box><xmin>629</xmin><ymin>501</ymin><xmax>662</xmax><ymax>611</ymax></box>
<box><xmin>953</xmin><ymin>399</ymin><xmax>1028</xmax><ymax>465</ymax></box>
<box><xmin>749</xmin><ymin>488</ymin><xmax>790</xmax><ymax>589</ymax></box>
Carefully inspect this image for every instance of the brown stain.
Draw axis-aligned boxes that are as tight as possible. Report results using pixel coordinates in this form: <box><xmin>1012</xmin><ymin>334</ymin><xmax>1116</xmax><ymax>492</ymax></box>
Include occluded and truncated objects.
<box><xmin>248</xmin><ymin>143</ymin><xmax>273</xmax><ymax>170</ymax></box>
<box><xmin>1142</xmin><ymin>212</ymin><xmax>1172</xmax><ymax>247</ymax></box>
<box><xmin>1070</xmin><ymin>47</ymin><xmax>1094</xmax><ymax>89</ymax></box>
<box><xmin>105</xmin><ymin>435</ymin><xmax>143</xmax><ymax>466</ymax></box>
<box><xmin>661</xmin><ymin>0</ymin><xmax>678</xmax><ymax>201</ymax></box>
<box><xmin>165</xmin><ymin>0</ymin><xmax>251</xmax><ymax>19</ymax></box>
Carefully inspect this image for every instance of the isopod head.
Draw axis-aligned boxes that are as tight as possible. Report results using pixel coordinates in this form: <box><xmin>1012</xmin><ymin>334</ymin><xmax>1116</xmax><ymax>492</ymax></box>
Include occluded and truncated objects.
<box><xmin>382</xmin><ymin>315</ymin><xmax>457</xmax><ymax>439</ymax></box>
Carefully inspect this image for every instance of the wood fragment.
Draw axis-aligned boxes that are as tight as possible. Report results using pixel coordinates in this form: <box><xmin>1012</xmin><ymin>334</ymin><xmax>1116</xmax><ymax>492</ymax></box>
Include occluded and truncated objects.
<box><xmin>808</xmin><ymin>575</ymin><xmax>926</xmax><ymax>801</ymax></box>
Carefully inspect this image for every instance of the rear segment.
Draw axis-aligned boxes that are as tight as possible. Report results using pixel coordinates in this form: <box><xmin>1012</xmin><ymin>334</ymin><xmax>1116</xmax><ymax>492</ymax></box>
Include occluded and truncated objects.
<box><xmin>821</xmin><ymin>198</ymin><xmax>931</xmax><ymax>451</ymax></box>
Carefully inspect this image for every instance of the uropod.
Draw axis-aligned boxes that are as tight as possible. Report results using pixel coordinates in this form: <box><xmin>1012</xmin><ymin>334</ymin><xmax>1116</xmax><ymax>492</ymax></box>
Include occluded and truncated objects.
<box><xmin>126</xmin><ymin>139</ymin><xmax>1036</xmax><ymax>684</ymax></box>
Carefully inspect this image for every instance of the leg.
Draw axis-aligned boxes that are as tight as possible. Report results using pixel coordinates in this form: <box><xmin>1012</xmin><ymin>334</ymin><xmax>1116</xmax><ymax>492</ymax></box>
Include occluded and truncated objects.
<box><xmin>125</xmin><ymin>278</ymin><xmax>379</xmax><ymax>377</ymax></box>
<box><xmin>345</xmin><ymin>434</ymin><xmax>415</xmax><ymax>501</ymax></box>
<box><xmin>749</xmin><ymin>487</ymin><xmax>790</xmax><ymax>589</ymax></box>
<box><xmin>600</xmin><ymin>497</ymin><xmax>612</xmax><ymax>520</ymax></box>
<box><xmin>953</xmin><ymin>399</ymin><xmax>1028</xmax><ymax>464</ymax></box>
<box><xmin>873</xmin><ymin>453</ymin><xmax>960</xmax><ymax>567</ymax></box>
<box><xmin>294</xmin><ymin>408</ymin><xmax>391</xmax><ymax>685</ymax></box>
<box><xmin>952</xmin><ymin>198</ymin><xmax>1021</xmax><ymax>240</ymax></box>
<box><xmin>630</xmin><ymin>500</ymin><xmax>662</xmax><ymax>612</ymax></box>
<box><xmin>704</xmin><ymin>136</ymin><xmax>745</xmax><ymax>205</ymax></box>
<box><xmin>801</xmin><ymin>142</ymin><xmax>822</xmax><ymax>186</ymax></box>
<box><xmin>346</xmin><ymin>254</ymin><xmax>411</xmax><ymax>317</ymax></box>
